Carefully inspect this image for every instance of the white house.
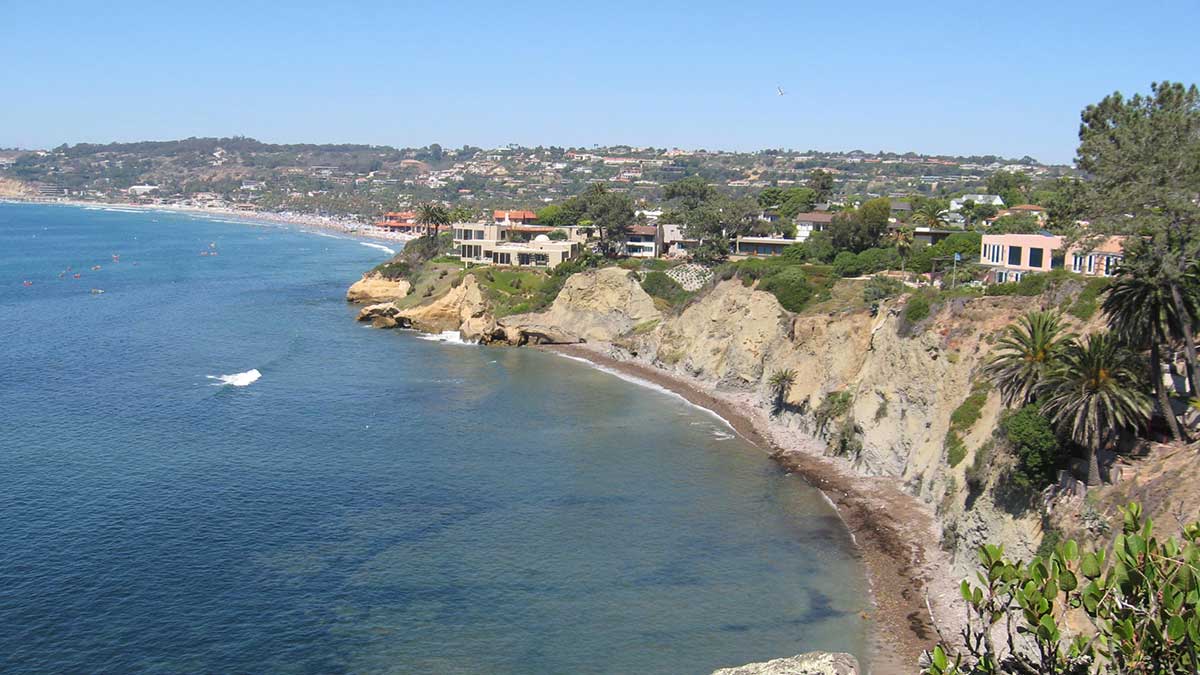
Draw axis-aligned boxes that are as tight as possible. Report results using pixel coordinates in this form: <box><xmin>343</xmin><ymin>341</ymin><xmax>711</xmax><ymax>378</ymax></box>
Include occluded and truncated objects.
<box><xmin>949</xmin><ymin>194</ymin><xmax>1005</xmax><ymax>211</ymax></box>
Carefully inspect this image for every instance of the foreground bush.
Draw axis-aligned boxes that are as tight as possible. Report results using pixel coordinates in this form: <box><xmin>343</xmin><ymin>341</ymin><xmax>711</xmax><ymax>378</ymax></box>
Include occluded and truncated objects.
<box><xmin>923</xmin><ymin>502</ymin><xmax>1200</xmax><ymax>674</ymax></box>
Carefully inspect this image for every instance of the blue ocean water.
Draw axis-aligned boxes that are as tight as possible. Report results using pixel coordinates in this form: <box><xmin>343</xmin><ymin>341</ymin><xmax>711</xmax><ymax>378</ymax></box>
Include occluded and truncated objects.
<box><xmin>0</xmin><ymin>203</ymin><xmax>869</xmax><ymax>674</ymax></box>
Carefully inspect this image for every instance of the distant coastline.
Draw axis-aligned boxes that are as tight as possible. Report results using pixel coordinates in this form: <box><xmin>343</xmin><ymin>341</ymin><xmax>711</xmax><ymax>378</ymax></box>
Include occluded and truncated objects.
<box><xmin>0</xmin><ymin>197</ymin><xmax>412</xmax><ymax>246</ymax></box>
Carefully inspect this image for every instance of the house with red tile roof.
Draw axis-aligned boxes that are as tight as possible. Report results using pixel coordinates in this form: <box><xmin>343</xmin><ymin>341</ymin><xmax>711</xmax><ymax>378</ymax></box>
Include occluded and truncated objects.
<box><xmin>493</xmin><ymin>210</ymin><xmax>538</xmax><ymax>224</ymax></box>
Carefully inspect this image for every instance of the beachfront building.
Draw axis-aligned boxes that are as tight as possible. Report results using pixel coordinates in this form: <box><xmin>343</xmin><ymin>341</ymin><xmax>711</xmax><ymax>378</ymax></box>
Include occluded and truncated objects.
<box><xmin>659</xmin><ymin>223</ymin><xmax>697</xmax><ymax>258</ymax></box>
<box><xmin>1067</xmin><ymin>235</ymin><xmax>1126</xmax><ymax>277</ymax></box>
<box><xmin>493</xmin><ymin>209</ymin><xmax>538</xmax><ymax>224</ymax></box>
<box><xmin>734</xmin><ymin>235</ymin><xmax>801</xmax><ymax>256</ymax></box>
<box><xmin>795</xmin><ymin>212</ymin><xmax>834</xmax><ymax>242</ymax></box>
<box><xmin>979</xmin><ymin>232</ymin><xmax>1064</xmax><ymax>283</ymax></box>
<box><xmin>980</xmin><ymin>233</ymin><xmax>1127</xmax><ymax>283</ymax></box>
<box><xmin>452</xmin><ymin>220</ymin><xmax>583</xmax><ymax>269</ymax></box>
<box><xmin>375</xmin><ymin>211</ymin><xmax>427</xmax><ymax>236</ymax></box>
<box><xmin>625</xmin><ymin>225</ymin><xmax>659</xmax><ymax>258</ymax></box>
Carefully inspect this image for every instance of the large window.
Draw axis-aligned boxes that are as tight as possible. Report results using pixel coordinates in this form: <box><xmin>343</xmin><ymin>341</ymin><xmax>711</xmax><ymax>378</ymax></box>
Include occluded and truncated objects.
<box><xmin>1073</xmin><ymin>253</ymin><xmax>1085</xmax><ymax>272</ymax></box>
<box><xmin>1008</xmin><ymin>245</ymin><xmax>1023</xmax><ymax>267</ymax></box>
<box><xmin>1029</xmin><ymin>248</ymin><xmax>1044</xmax><ymax>268</ymax></box>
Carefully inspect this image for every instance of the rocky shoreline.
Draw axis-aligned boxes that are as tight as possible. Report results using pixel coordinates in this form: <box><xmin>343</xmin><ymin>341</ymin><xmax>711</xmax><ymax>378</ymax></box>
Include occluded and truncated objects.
<box><xmin>541</xmin><ymin>343</ymin><xmax>955</xmax><ymax>675</ymax></box>
<box><xmin>349</xmin><ymin>265</ymin><xmax>1015</xmax><ymax>674</ymax></box>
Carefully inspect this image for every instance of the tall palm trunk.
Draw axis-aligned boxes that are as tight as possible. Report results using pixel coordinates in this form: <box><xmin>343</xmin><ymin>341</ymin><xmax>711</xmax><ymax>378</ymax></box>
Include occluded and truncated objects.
<box><xmin>1170</xmin><ymin>281</ymin><xmax>1199</xmax><ymax>396</ymax></box>
<box><xmin>1086</xmin><ymin>439</ymin><xmax>1103</xmax><ymax>487</ymax></box>
<box><xmin>1150</xmin><ymin>342</ymin><xmax>1185</xmax><ymax>442</ymax></box>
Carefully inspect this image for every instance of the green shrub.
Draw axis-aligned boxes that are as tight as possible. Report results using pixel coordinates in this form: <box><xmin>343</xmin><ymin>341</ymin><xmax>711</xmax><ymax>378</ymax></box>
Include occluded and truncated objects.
<box><xmin>833</xmin><ymin>250</ymin><xmax>865</xmax><ymax>277</ymax></box>
<box><xmin>855</xmin><ymin>247</ymin><xmax>900</xmax><ymax>275</ymax></box>
<box><xmin>1000</xmin><ymin>403</ymin><xmax>1060</xmax><ymax>491</ymax></box>
<box><xmin>547</xmin><ymin>229</ymin><xmax>569</xmax><ymax>241</ymax></box>
<box><xmin>863</xmin><ymin>275</ymin><xmax>905</xmax><ymax>303</ymax></box>
<box><xmin>758</xmin><ymin>266</ymin><xmax>815</xmax><ymax>312</ymax></box>
<box><xmin>949</xmin><ymin>383</ymin><xmax>990</xmax><ymax>433</ymax></box>
<box><xmin>1069</xmin><ymin>277</ymin><xmax>1110</xmax><ymax>320</ymax></box>
<box><xmin>781</xmin><ymin>243</ymin><xmax>809</xmax><ymax>263</ymax></box>
<box><xmin>640</xmin><ymin>271</ymin><xmax>690</xmax><ymax>307</ymax></box>
<box><xmin>371</xmin><ymin>260</ymin><xmax>413</xmax><ymax>279</ymax></box>
<box><xmin>815</xmin><ymin>390</ymin><xmax>853</xmax><ymax>431</ymax></box>
<box><xmin>965</xmin><ymin>439</ymin><xmax>993</xmax><ymax>492</ymax></box>
<box><xmin>904</xmin><ymin>294</ymin><xmax>931</xmax><ymax>323</ymax></box>
<box><xmin>924</xmin><ymin>503</ymin><xmax>1200</xmax><ymax>675</ymax></box>
<box><xmin>945</xmin><ymin>430</ymin><xmax>968</xmax><ymax>467</ymax></box>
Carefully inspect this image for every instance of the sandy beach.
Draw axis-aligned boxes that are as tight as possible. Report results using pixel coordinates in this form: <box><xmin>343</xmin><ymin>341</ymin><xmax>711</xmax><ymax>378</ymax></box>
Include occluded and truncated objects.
<box><xmin>543</xmin><ymin>342</ymin><xmax>963</xmax><ymax>675</ymax></box>
<box><xmin>5</xmin><ymin>198</ymin><xmax>414</xmax><ymax>247</ymax></box>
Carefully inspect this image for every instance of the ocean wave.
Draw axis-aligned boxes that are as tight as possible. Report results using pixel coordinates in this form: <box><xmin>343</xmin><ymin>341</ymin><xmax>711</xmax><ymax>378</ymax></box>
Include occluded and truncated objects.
<box><xmin>552</xmin><ymin>353</ymin><xmax>737</xmax><ymax>433</ymax></box>
<box><xmin>207</xmin><ymin>369</ymin><xmax>262</xmax><ymax>387</ymax></box>
<box><xmin>359</xmin><ymin>242</ymin><xmax>396</xmax><ymax>255</ymax></box>
<box><xmin>416</xmin><ymin>331</ymin><xmax>476</xmax><ymax>345</ymax></box>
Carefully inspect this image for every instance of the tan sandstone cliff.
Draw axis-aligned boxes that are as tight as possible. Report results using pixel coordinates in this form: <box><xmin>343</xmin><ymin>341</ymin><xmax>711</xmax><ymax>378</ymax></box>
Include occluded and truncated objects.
<box><xmin>346</xmin><ymin>273</ymin><xmax>412</xmax><ymax>303</ymax></box>
<box><xmin>498</xmin><ymin>267</ymin><xmax>662</xmax><ymax>344</ymax></box>
<box><xmin>357</xmin><ymin>274</ymin><xmax>490</xmax><ymax>334</ymax></box>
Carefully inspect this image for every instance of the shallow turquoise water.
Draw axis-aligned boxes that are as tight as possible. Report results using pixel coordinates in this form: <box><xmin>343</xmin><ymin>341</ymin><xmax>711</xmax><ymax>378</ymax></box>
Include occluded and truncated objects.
<box><xmin>0</xmin><ymin>203</ymin><xmax>869</xmax><ymax>674</ymax></box>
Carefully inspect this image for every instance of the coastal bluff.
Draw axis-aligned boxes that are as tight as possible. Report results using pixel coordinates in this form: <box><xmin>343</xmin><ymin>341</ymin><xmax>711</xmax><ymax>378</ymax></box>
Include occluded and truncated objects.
<box><xmin>497</xmin><ymin>267</ymin><xmax>661</xmax><ymax>344</ymax></box>
<box><xmin>346</xmin><ymin>272</ymin><xmax>411</xmax><ymax>303</ymax></box>
<box><xmin>349</xmin><ymin>262</ymin><xmax>1171</xmax><ymax>668</ymax></box>
<box><xmin>355</xmin><ymin>266</ymin><xmax>661</xmax><ymax>346</ymax></box>
<box><xmin>711</xmin><ymin>652</ymin><xmax>859</xmax><ymax>675</ymax></box>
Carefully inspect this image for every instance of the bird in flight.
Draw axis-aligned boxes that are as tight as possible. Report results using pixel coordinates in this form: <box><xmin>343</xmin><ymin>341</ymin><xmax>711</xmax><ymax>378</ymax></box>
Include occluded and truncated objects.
<box><xmin>777</xmin><ymin>86</ymin><xmax>786</xmax><ymax>96</ymax></box>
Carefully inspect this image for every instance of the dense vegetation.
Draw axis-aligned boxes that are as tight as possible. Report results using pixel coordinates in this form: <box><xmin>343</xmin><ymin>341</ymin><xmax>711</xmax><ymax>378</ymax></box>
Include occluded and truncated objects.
<box><xmin>925</xmin><ymin>504</ymin><xmax>1200</xmax><ymax>675</ymax></box>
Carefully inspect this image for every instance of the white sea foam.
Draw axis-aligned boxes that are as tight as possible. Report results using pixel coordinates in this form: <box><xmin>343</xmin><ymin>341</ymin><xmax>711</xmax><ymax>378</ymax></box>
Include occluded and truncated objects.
<box><xmin>359</xmin><ymin>241</ymin><xmax>396</xmax><ymax>255</ymax></box>
<box><xmin>552</xmin><ymin>353</ymin><xmax>737</xmax><ymax>433</ymax></box>
<box><xmin>416</xmin><ymin>330</ymin><xmax>476</xmax><ymax>345</ymax></box>
<box><xmin>309</xmin><ymin>231</ymin><xmax>346</xmax><ymax>240</ymax></box>
<box><xmin>207</xmin><ymin>369</ymin><xmax>262</xmax><ymax>387</ymax></box>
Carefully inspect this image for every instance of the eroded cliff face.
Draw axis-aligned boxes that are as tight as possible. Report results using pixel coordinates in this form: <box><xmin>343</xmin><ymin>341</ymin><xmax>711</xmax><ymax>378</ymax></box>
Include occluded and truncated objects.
<box><xmin>627</xmin><ymin>280</ymin><xmax>1052</xmax><ymax>575</ymax></box>
<box><xmin>346</xmin><ymin>273</ymin><xmax>412</xmax><ymax>303</ymax></box>
<box><xmin>357</xmin><ymin>274</ymin><xmax>490</xmax><ymax>334</ymax></box>
<box><xmin>349</xmin><ymin>267</ymin><xmax>1057</xmax><ymax>573</ymax></box>
<box><xmin>499</xmin><ymin>267</ymin><xmax>662</xmax><ymax>344</ymax></box>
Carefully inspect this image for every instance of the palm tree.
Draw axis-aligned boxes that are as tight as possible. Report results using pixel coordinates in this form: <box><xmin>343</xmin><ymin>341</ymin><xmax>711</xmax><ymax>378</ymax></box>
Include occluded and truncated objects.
<box><xmin>982</xmin><ymin>310</ymin><xmax>1075</xmax><ymax>407</ymax></box>
<box><xmin>767</xmin><ymin>369</ymin><xmax>797</xmax><ymax>414</ymax></box>
<box><xmin>911</xmin><ymin>201</ymin><xmax>948</xmax><ymax>230</ymax></box>
<box><xmin>415</xmin><ymin>202</ymin><xmax>450</xmax><ymax>238</ymax></box>
<box><xmin>888</xmin><ymin>226</ymin><xmax>915</xmax><ymax>274</ymax></box>
<box><xmin>1102</xmin><ymin>273</ymin><xmax>1191</xmax><ymax>441</ymax></box>
<box><xmin>1038</xmin><ymin>333</ymin><xmax>1152</xmax><ymax>486</ymax></box>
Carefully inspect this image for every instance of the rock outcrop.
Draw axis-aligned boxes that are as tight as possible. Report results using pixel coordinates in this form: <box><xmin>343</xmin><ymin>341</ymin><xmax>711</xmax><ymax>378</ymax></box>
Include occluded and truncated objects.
<box><xmin>711</xmin><ymin>652</ymin><xmax>859</xmax><ymax>675</ymax></box>
<box><xmin>499</xmin><ymin>267</ymin><xmax>661</xmax><ymax>344</ymax></box>
<box><xmin>346</xmin><ymin>273</ymin><xmax>411</xmax><ymax>303</ymax></box>
<box><xmin>357</xmin><ymin>274</ymin><xmax>492</xmax><ymax>335</ymax></box>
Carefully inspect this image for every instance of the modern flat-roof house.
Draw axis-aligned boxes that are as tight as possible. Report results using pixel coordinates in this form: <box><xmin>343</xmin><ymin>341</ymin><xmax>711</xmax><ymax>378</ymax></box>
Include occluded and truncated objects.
<box><xmin>659</xmin><ymin>223</ymin><xmax>697</xmax><ymax>257</ymax></box>
<box><xmin>980</xmin><ymin>233</ymin><xmax>1127</xmax><ymax>284</ymax></box>
<box><xmin>795</xmin><ymin>212</ymin><xmax>835</xmax><ymax>242</ymax></box>
<box><xmin>734</xmin><ymin>235</ymin><xmax>801</xmax><ymax>256</ymax></box>
<box><xmin>625</xmin><ymin>225</ymin><xmax>659</xmax><ymax>258</ymax></box>
<box><xmin>452</xmin><ymin>221</ymin><xmax>582</xmax><ymax>269</ymax></box>
<box><xmin>1066</xmin><ymin>235</ymin><xmax>1126</xmax><ymax>277</ymax></box>
<box><xmin>980</xmin><ymin>232</ymin><xmax>1064</xmax><ymax>283</ymax></box>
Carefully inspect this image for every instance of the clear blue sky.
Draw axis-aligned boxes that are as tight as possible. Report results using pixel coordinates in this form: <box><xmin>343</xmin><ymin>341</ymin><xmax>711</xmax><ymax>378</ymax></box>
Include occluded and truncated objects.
<box><xmin>4</xmin><ymin>0</ymin><xmax>1197</xmax><ymax>163</ymax></box>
